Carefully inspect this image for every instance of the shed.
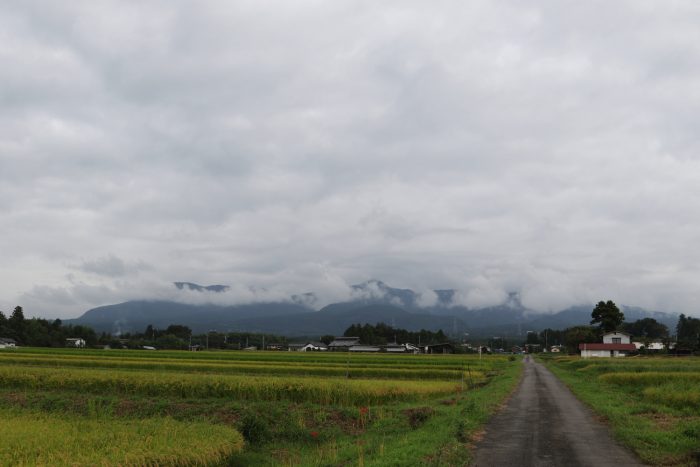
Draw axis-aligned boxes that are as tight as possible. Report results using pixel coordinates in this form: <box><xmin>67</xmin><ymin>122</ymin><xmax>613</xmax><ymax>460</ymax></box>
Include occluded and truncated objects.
<box><xmin>424</xmin><ymin>343</ymin><xmax>454</xmax><ymax>354</ymax></box>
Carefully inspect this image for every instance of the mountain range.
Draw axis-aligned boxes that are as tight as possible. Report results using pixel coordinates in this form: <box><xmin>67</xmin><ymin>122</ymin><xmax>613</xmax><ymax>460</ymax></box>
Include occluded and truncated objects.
<box><xmin>67</xmin><ymin>280</ymin><xmax>679</xmax><ymax>338</ymax></box>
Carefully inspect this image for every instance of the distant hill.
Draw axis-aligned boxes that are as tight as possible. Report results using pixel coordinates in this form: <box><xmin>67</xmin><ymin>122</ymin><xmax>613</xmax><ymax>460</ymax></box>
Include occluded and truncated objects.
<box><xmin>67</xmin><ymin>281</ymin><xmax>680</xmax><ymax>337</ymax></box>
<box><xmin>69</xmin><ymin>299</ymin><xmax>312</xmax><ymax>335</ymax></box>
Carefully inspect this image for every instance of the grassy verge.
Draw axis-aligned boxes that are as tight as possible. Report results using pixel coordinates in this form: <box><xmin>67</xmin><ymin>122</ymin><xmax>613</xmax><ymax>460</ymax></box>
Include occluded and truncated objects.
<box><xmin>541</xmin><ymin>356</ymin><xmax>700</xmax><ymax>466</ymax></box>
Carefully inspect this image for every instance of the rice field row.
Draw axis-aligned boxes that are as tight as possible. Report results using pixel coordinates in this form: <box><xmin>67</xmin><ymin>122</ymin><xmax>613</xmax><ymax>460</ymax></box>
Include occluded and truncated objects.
<box><xmin>0</xmin><ymin>408</ymin><xmax>243</xmax><ymax>466</ymax></box>
<box><xmin>0</xmin><ymin>365</ymin><xmax>461</xmax><ymax>405</ymax></box>
<box><xmin>0</xmin><ymin>352</ymin><xmax>493</xmax><ymax>379</ymax></box>
<box><xmin>9</xmin><ymin>346</ymin><xmax>506</xmax><ymax>369</ymax></box>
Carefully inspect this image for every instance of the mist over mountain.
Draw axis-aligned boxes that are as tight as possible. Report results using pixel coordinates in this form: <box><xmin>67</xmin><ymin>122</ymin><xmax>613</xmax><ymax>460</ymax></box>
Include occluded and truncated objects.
<box><xmin>67</xmin><ymin>281</ymin><xmax>679</xmax><ymax>337</ymax></box>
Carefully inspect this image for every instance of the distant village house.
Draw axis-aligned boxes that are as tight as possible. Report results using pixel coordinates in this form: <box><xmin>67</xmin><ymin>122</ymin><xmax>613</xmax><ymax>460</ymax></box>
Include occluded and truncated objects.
<box><xmin>0</xmin><ymin>338</ymin><xmax>17</xmax><ymax>349</ymax></box>
<box><xmin>65</xmin><ymin>338</ymin><xmax>86</xmax><ymax>348</ymax></box>
<box><xmin>288</xmin><ymin>342</ymin><xmax>328</xmax><ymax>352</ymax></box>
<box><xmin>579</xmin><ymin>332</ymin><xmax>636</xmax><ymax>358</ymax></box>
<box><xmin>328</xmin><ymin>337</ymin><xmax>360</xmax><ymax>351</ymax></box>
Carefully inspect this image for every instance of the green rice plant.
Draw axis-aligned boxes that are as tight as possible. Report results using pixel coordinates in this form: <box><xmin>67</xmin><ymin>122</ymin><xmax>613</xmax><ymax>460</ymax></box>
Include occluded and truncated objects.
<box><xmin>599</xmin><ymin>372</ymin><xmax>700</xmax><ymax>387</ymax></box>
<box><xmin>642</xmin><ymin>386</ymin><xmax>700</xmax><ymax>409</ymax></box>
<box><xmin>0</xmin><ymin>409</ymin><xmax>243</xmax><ymax>466</ymax></box>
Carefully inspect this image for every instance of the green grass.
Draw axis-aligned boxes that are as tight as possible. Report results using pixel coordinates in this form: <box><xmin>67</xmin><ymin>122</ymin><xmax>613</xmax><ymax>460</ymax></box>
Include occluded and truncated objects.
<box><xmin>542</xmin><ymin>356</ymin><xmax>700</xmax><ymax>466</ymax></box>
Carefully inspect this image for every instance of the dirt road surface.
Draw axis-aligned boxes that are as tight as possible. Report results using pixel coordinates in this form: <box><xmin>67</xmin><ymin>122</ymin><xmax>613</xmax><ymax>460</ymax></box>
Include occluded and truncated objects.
<box><xmin>471</xmin><ymin>356</ymin><xmax>645</xmax><ymax>467</ymax></box>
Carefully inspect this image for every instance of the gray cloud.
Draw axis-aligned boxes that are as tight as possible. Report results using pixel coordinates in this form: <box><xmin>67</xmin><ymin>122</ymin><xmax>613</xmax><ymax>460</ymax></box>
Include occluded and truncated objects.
<box><xmin>2</xmin><ymin>1</ymin><xmax>700</xmax><ymax>318</ymax></box>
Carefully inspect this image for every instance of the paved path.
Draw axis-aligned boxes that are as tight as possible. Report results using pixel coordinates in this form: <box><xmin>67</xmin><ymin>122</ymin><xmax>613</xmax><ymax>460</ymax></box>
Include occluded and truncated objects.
<box><xmin>471</xmin><ymin>356</ymin><xmax>645</xmax><ymax>467</ymax></box>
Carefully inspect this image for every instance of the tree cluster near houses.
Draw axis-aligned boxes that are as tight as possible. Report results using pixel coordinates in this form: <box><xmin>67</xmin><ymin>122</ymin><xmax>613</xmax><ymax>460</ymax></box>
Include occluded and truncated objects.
<box><xmin>522</xmin><ymin>301</ymin><xmax>699</xmax><ymax>356</ymax></box>
<box><xmin>343</xmin><ymin>322</ymin><xmax>448</xmax><ymax>346</ymax></box>
<box><xmin>0</xmin><ymin>306</ymin><xmax>97</xmax><ymax>347</ymax></box>
<box><xmin>113</xmin><ymin>325</ymin><xmax>290</xmax><ymax>350</ymax></box>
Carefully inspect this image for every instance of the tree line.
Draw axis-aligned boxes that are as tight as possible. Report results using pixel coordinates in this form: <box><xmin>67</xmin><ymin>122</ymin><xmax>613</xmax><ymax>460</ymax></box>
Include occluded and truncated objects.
<box><xmin>0</xmin><ymin>306</ymin><xmax>97</xmax><ymax>347</ymax></box>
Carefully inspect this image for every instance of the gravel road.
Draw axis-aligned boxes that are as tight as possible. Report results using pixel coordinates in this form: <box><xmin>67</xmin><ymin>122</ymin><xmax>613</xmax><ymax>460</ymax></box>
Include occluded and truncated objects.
<box><xmin>471</xmin><ymin>356</ymin><xmax>645</xmax><ymax>467</ymax></box>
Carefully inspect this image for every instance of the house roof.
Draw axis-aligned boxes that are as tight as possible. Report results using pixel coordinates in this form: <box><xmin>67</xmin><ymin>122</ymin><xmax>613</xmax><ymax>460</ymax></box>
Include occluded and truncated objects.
<box><xmin>602</xmin><ymin>331</ymin><xmax>631</xmax><ymax>336</ymax></box>
<box><xmin>349</xmin><ymin>345</ymin><xmax>380</xmax><ymax>352</ymax></box>
<box><xmin>329</xmin><ymin>337</ymin><xmax>360</xmax><ymax>346</ymax></box>
<box><xmin>578</xmin><ymin>343</ymin><xmax>636</xmax><ymax>351</ymax></box>
<box><xmin>0</xmin><ymin>338</ymin><xmax>16</xmax><ymax>344</ymax></box>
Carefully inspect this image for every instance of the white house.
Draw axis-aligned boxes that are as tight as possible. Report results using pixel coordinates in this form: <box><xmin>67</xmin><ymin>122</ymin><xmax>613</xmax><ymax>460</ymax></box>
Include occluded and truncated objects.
<box><xmin>0</xmin><ymin>338</ymin><xmax>17</xmax><ymax>349</ymax></box>
<box><xmin>288</xmin><ymin>342</ymin><xmax>328</xmax><ymax>352</ymax></box>
<box><xmin>632</xmin><ymin>341</ymin><xmax>665</xmax><ymax>351</ymax></box>
<box><xmin>602</xmin><ymin>332</ymin><xmax>631</xmax><ymax>344</ymax></box>
<box><xmin>66</xmin><ymin>338</ymin><xmax>86</xmax><ymax>348</ymax></box>
<box><xmin>580</xmin><ymin>332</ymin><xmax>635</xmax><ymax>358</ymax></box>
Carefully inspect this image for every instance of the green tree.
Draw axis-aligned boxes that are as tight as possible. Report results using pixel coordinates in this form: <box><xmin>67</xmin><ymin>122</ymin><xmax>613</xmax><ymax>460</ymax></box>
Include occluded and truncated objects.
<box><xmin>8</xmin><ymin>306</ymin><xmax>26</xmax><ymax>342</ymax></box>
<box><xmin>564</xmin><ymin>325</ymin><xmax>600</xmax><ymax>354</ymax></box>
<box><xmin>622</xmin><ymin>318</ymin><xmax>668</xmax><ymax>339</ymax></box>
<box><xmin>164</xmin><ymin>325</ymin><xmax>192</xmax><ymax>340</ymax></box>
<box><xmin>676</xmin><ymin>314</ymin><xmax>700</xmax><ymax>350</ymax></box>
<box><xmin>590</xmin><ymin>300</ymin><xmax>624</xmax><ymax>333</ymax></box>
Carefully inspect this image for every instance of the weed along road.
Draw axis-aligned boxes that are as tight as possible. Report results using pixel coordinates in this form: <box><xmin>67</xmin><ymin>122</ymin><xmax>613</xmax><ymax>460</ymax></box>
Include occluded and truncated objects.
<box><xmin>471</xmin><ymin>356</ymin><xmax>645</xmax><ymax>467</ymax></box>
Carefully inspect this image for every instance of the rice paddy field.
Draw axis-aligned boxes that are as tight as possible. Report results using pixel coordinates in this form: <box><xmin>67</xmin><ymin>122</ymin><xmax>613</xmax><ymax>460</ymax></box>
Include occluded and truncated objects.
<box><xmin>543</xmin><ymin>356</ymin><xmax>700</xmax><ymax>467</ymax></box>
<box><xmin>0</xmin><ymin>347</ymin><xmax>521</xmax><ymax>466</ymax></box>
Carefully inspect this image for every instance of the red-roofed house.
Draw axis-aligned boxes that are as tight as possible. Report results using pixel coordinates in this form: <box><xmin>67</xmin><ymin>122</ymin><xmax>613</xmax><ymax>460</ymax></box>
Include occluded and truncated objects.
<box><xmin>579</xmin><ymin>332</ymin><xmax>636</xmax><ymax>358</ymax></box>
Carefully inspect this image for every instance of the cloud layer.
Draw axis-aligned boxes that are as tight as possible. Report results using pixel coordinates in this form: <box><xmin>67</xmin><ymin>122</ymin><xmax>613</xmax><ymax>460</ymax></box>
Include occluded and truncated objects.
<box><xmin>2</xmin><ymin>1</ymin><xmax>700</xmax><ymax>318</ymax></box>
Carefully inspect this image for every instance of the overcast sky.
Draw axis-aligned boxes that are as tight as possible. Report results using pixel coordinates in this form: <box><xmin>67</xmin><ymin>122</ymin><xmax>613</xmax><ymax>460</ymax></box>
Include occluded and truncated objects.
<box><xmin>2</xmin><ymin>1</ymin><xmax>700</xmax><ymax>319</ymax></box>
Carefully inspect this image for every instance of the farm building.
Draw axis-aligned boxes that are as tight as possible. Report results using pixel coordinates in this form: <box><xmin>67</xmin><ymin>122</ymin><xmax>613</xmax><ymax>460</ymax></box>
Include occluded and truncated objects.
<box><xmin>328</xmin><ymin>337</ymin><xmax>360</xmax><ymax>351</ymax></box>
<box><xmin>0</xmin><ymin>337</ymin><xmax>17</xmax><ymax>348</ymax></box>
<box><xmin>424</xmin><ymin>343</ymin><xmax>454</xmax><ymax>354</ymax></box>
<box><xmin>288</xmin><ymin>342</ymin><xmax>328</xmax><ymax>352</ymax></box>
<box><xmin>386</xmin><ymin>343</ymin><xmax>420</xmax><ymax>354</ymax></box>
<box><xmin>66</xmin><ymin>338</ymin><xmax>86</xmax><ymax>348</ymax></box>
<box><xmin>579</xmin><ymin>332</ymin><xmax>636</xmax><ymax>358</ymax></box>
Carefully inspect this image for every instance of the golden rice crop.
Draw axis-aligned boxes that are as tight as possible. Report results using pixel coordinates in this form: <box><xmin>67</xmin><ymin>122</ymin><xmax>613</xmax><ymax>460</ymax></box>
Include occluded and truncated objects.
<box><xmin>0</xmin><ymin>366</ymin><xmax>459</xmax><ymax>405</ymax></box>
<box><xmin>11</xmin><ymin>346</ymin><xmax>508</xmax><ymax>369</ymax></box>
<box><xmin>0</xmin><ymin>353</ymin><xmax>486</xmax><ymax>381</ymax></box>
<box><xmin>0</xmin><ymin>409</ymin><xmax>243</xmax><ymax>466</ymax></box>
